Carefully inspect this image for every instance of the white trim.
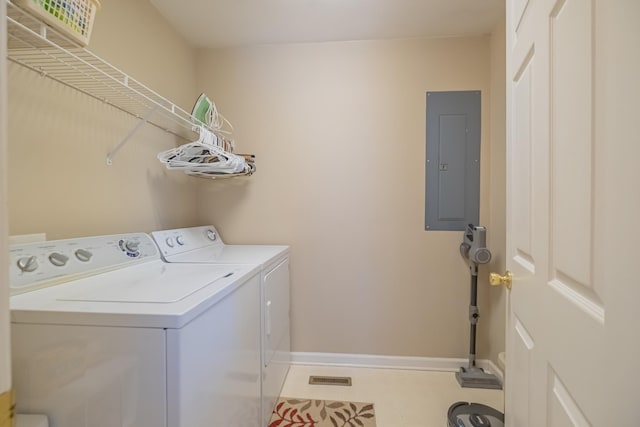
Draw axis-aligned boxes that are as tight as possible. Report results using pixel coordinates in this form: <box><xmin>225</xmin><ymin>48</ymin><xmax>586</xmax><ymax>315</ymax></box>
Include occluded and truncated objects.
<box><xmin>497</xmin><ymin>351</ymin><xmax>506</xmax><ymax>372</ymax></box>
<box><xmin>0</xmin><ymin>0</ymin><xmax>12</xmax><ymax>393</ymax></box>
<box><xmin>290</xmin><ymin>352</ymin><xmax>504</xmax><ymax>380</ymax></box>
<box><xmin>484</xmin><ymin>359</ymin><xmax>504</xmax><ymax>383</ymax></box>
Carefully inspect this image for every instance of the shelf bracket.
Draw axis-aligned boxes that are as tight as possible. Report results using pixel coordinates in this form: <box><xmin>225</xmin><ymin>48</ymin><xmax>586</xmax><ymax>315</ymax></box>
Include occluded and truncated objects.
<box><xmin>106</xmin><ymin>106</ymin><xmax>159</xmax><ymax>165</ymax></box>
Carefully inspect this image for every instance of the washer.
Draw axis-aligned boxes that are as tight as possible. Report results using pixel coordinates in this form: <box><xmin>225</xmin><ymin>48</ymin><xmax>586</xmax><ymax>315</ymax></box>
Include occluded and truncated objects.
<box><xmin>9</xmin><ymin>233</ymin><xmax>261</xmax><ymax>427</ymax></box>
<box><xmin>151</xmin><ymin>225</ymin><xmax>290</xmax><ymax>427</ymax></box>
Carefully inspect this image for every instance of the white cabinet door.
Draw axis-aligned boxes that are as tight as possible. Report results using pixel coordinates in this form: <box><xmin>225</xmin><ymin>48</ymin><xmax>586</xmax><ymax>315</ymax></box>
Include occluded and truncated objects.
<box><xmin>505</xmin><ymin>0</ymin><xmax>640</xmax><ymax>425</ymax></box>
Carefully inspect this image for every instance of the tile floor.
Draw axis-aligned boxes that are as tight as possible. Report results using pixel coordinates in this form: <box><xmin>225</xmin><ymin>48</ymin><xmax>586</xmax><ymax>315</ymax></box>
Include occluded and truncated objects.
<box><xmin>279</xmin><ymin>364</ymin><xmax>504</xmax><ymax>427</ymax></box>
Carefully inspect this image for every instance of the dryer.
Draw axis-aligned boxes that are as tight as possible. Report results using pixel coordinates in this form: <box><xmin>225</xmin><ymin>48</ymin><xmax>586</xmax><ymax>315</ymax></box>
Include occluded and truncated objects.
<box><xmin>9</xmin><ymin>233</ymin><xmax>262</xmax><ymax>427</ymax></box>
<box><xmin>151</xmin><ymin>225</ymin><xmax>290</xmax><ymax>427</ymax></box>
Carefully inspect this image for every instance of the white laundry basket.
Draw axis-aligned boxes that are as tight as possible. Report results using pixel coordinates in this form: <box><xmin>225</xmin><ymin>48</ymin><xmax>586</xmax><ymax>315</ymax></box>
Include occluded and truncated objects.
<box><xmin>14</xmin><ymin>0</ymin><xmax>101</xmax><ymax>46</ymax></box>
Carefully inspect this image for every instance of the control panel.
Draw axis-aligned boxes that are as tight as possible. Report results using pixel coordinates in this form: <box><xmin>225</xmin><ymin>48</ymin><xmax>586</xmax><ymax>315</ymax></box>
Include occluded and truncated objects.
<box><xmin>151</xmin><ymin>225</ymin><xmax>223</xmax><ymax>258</ymax></box>
<box><xmin>9</xmin><ymin>233</ymin><xmax>160</xmax><ymax>295</ymax></box>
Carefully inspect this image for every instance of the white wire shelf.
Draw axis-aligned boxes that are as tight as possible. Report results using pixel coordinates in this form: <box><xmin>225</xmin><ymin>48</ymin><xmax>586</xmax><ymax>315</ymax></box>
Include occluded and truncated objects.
<box><xmin>6</xmin><ymin>0</ymin><xmax>255</xmax><ymax>177</ymax></box>
<box><xmin>6</xmin><ymin>0</ymin><xmax>202</xmax><ymax>143</ymax></box>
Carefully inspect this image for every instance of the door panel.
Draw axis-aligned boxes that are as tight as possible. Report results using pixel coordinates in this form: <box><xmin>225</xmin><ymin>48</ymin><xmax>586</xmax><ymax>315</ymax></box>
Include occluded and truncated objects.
<box><xmin>512</xmin><ymin>0</ymin><xmax>531</xmax><ymax>33</ymax></box>
<box><xmin>506</xmin><ymin>0</ymin><xmax>639</xmax><ymax>425</ymax></box>
<box><xmin>510</xmin><ymin>317</ymin><xmax>534</xmax><ymax>426</ymax></box>
<box><xmin>550</xmin><ymin>0</ymin><xmax>596</xmax><ymax>291</ymax></box>
<box><xmin>547</xmin><ymin>371</ymin><xmax>590</xmax><ymax>427</ymax></box>
<box><xmin>438</xmin><ymin>114</ymin><xmax>468</xmax><ymax>220</ymax></box>
<box><xmin>511</xmin><ymin>50</ymin><xmax>535</xmax><ymax>272</ymax></box>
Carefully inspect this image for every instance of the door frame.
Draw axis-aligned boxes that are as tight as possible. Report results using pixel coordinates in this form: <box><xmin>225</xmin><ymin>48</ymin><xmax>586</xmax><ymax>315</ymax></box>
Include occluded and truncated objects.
<box><xmin>1</xmin><ymin>0</ymin><xmax>14</xmax><ymax>404</ymax></box>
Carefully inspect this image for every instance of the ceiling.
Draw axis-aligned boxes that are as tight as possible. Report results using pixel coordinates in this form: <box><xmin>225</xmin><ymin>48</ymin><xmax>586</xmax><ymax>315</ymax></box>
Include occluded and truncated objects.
<box><xmin>150</xmin><ymin>0</ymin><xmax>505</xmax><ymax>49</ymax></box>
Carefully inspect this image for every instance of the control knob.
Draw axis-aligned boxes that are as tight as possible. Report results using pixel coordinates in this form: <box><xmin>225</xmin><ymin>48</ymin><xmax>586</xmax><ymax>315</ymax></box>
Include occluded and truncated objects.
<box><xmin>165</xmin><ymin>237</ymin><xmax>175</xmax><ymax>248</ymax></box>
<box><xmin>120</xmin><ymin>239</ymin><xmax>141</xmax><ymax>257</ymax></box>
<box><xmin>49</xmin><ymin>252</ymin><xmax>69</xmax><ymax>267</ymax></box>
<box><xmin>176</xmin><ymin>235</ymin><xmax>185</xmax><ymax>246</ymax></box>
<box><xmin>206</xmin><ymin>229</ymin><xmax>217</xmax><ymax>241</ymax></box>
<box><xmin>75</xmin><ymin>249</ymin><xmax>93</xmax><ymax>262</ymax></box>
<box><xmin>17</xmin><ymin>256</ymin><xmax>38</xmax><ymax>273</ymax></box>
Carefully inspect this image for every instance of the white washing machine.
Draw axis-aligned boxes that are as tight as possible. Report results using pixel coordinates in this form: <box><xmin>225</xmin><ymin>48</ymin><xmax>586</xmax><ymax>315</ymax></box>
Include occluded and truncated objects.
<box><xmin>151</xmin><ymin>226</ymin><xmax>290</xmax><ymax>427</ymax></box>
<box><xmin>9</xmin><ymin>233</ymin><xmax>262</xmax><ymax>427</ymax></box>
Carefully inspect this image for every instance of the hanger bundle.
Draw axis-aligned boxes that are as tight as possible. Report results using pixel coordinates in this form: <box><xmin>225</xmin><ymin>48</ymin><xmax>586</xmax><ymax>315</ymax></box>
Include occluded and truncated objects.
<box><xmin>158</xmin><ymin>125</ymin><xmax>255</xmax><ymax>177</ymax></box>
<box><xmin>158</xmin><ymin>94</ymin><xmax>255</xmax><ymax>178</ymax></box>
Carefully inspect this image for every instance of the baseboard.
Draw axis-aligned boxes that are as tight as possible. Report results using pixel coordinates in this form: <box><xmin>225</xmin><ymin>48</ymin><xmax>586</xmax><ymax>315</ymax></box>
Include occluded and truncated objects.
<box><xmin>497</xmin><ymin>352</ymin><xmax>506</xmax><ymax>371</ymax></box>
<box><xmin>291</xmin><ymin>352</ymin><xmax>504</xmax><ymax>380</ymax></box>
<box><xmin>484</xmin><ymin>359</ymin><xmax>504</xmax><ymax>383</ymax></box>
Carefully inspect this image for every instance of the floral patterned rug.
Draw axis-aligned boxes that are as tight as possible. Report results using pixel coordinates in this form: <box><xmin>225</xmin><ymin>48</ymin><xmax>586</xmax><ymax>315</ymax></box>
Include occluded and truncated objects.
<box><xmin>269</xmin><ymin>397</ymin><xmax>376</xmax><ymax>427</ymax></box>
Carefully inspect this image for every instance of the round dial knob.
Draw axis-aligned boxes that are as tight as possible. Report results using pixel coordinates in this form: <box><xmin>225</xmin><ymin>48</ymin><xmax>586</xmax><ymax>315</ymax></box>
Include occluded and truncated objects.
<box><xmin>49</xmin><ymin>252</ymin><xmax>69</xmax><ymax>267</ymax></box>
<box><xmin>17</xmin><ymin>256</ymin><xmax>38</xmax><ymax>273</ymax></box>
<box><xmin>175</xmin><ymin>236</ymin><xmax>185</xmax><ymax>246</ymax></box>
<box><xmin>75</xmin><ymin>248</ymin><xmax>93</xmax><ymax>262</ymax></box>
<box><xmin>206</xmin><ymin>229</ymin><xmax>217</xmax><ymax>241</ymax></box>
<box><xmin>119</xmin><ymin>239</ymin><xmax>141</xmax><ymax>257</ymax></box>
<box><xmin>165</xmin><ymin>237</ymin><xmax>175</xmax><ymax>248</ymax></box>
<box><xmin>125</xmin><ymin>240</ymin><xmax>139</xmax><ymax>252</ymax></box>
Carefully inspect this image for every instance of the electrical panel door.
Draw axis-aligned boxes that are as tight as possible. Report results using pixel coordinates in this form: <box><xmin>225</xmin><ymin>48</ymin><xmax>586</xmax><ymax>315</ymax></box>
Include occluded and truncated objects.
<box><xmin>425</xmin><ymin>91</ymin><xmax>481</xmax><ymax>231</ymax></box>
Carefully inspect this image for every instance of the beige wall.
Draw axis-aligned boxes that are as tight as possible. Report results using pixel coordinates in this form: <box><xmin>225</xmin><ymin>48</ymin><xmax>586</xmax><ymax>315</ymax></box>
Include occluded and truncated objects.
<box><xmin>7</xmin><ymin>0</ymin><xmax>200</xmax><ymax>239</ymax></box>
<box><xmin>5</xmin><ymin>0</ymin><xmax>507</xmax><ymax>363</ymax></box>
<box><xmin>195</xmin><ymin>36</ymin><xmax>504</xmax><ymax>358</ymax></box>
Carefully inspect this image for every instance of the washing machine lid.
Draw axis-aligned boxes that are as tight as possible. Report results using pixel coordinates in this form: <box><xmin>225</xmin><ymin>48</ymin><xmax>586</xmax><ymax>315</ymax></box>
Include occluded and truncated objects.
<box><xmin>164</xmin><ymin>244</ymin><xmax>289</xmax><ymax>266</ymax></box>
<box><xmin>10</xmin><ymin>261</ymin><xmax>260</xmax><ymax>328</ymax></box>
<box><xmin>58</xmin><ymin>262</ymin><xmax>234</xmax><ymax>303</ymax></box>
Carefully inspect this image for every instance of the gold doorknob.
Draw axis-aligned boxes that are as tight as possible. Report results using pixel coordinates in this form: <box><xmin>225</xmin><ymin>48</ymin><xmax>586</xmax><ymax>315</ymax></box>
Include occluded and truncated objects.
<box><xmin>490</xmin><ymin>271</ymin><xmax>513</xmax><ymax>289</ymax></box>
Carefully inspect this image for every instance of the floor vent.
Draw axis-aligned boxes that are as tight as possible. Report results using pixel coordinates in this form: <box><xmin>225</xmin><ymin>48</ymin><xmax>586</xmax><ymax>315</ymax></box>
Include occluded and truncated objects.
<box><xmin>308</xmin><ymin>376</ymin><xmax>352</xmax><ymax>386</ymax></box>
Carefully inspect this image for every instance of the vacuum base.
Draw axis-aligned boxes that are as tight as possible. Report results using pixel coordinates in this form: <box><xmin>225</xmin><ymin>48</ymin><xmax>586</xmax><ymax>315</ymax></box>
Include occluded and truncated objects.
<box><xmin>455</xmin><ymin>367</ymin><xmax>503</xmax><ymax>390</ymax></box>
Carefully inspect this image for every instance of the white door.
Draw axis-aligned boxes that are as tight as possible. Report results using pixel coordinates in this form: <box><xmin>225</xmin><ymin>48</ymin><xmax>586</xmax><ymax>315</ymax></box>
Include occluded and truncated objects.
<box><xmin>505</xmin><ymin>0</ymin><xmax>640</xmax><ymax>425</ymax></box>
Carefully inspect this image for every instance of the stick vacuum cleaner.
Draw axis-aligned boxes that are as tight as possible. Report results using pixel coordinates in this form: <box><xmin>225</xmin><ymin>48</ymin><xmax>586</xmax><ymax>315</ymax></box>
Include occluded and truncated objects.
<box><xmin>455</xmin><ymin>224</ymin><xmax>502</xmax><ymax>390</ymax></box>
